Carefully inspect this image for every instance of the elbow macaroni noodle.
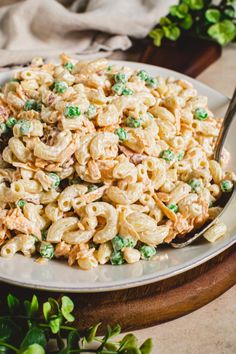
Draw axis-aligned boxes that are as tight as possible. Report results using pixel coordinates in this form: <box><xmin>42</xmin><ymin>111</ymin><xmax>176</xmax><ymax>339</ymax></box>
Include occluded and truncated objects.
<box><xmin>0</xmin><ymin>54</ymin><xmax>233</xmax><ymax>270</ymax></box>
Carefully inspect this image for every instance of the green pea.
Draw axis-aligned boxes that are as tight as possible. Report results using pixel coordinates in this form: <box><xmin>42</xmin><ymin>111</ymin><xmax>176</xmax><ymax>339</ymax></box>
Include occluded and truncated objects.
<box><xmin>110</xmin><ymin>251</ymin><xmax>124</xmax><ymax>265</ymax></box>
<box><xmin>85</xmin><ymin>104</ymin><xmax>97</xmax><ymax>120</ymax></box>
<box><xmin>64</xmin><ymin>105</ymin><xmax>81</xmax><ymax>118</ymax></box>
<box><xmin>146</xmin><ymin>77</ymin><xmax>158</xmax><ymax>89</ymax></box>
<box><xmin>39</xmin><ymin>242</ymin><xmax>54</xmax><ymax>259</ymax></box>
<box><xmin>0</xmin><ymin>123</ymin><xmax>7</xmax><ymax>134</ymax></box>
<box><xmin>87</xmin><ymin>184</ymin><xmax>98</xmax><ymax>193</ymax></box>
<box><xmin>137</xmin><ymin>70</ymin><xmax>150</xmax><ymax>81</ymax></box>
<box><xmin>194</xmin><ymin>107</ymin><xmax>208</xmax><ymax>120</ymax></box>
<box><xmin>6</xmin><ymin>117</ymin><xmax>17</xmax><ymax>128</ymax></box>
<box><xmin>114</xmin><ymin>73</ymin><xmax>127</xmax><ymax>84</ymax></box>
<box><xmin>115</xmin><ymin>127</ymin><xmax>127</xmax><ymax>142</ymax></box>
<box><xmin>220</xmin><ymin>179</ymin><xmax>233</xmax><ymax>192</ymax></box>
<box><xmin>54</xmin><ymin>81</ymin><xmax>68</xmax><ymax>93</ymax></box>
<box><xmin>167</xmin><ymin>203</ymin><xmax>179</xmax><ymax>213</ymax></box>
<box><xmin>188</xmin><ymin>178</ymin><xmax>201</xmax><ymax>191</ymax></box>
<box><xmin>16</xmin><ymin>200</ymin><xmax>27</xmax><ymax>208</ymax></box>
<box><xmin>140</xmin><ymin>245</ymin><xmax>156</xmax><ymax>260</ymax></box>
<box><xmin>112</xmin><ymin>83</ymin><xmax>125</xmax><ymax>95</ymax></box>
<box><xmin>24</xmin><ymin>99</ymin><xmax>42</xmax><ymax>112</ymax></box>
<box><xmin>17</xmin><ymin>120</ymin><xmax>31</xmax><ymax>135</ymax></box>
<box><xmin>107</xmin><ymin>65</ymin><xmax>113</xmax><ymax>71</ymax></box>
<box><xmin>68</xmin><ymin>177</ymin><xmax>82</xmax><ymax>185</ymax></box>
<box><xmin>123</xmin><ymin>236</ymin><xmax>137</xmax><ymax>248</ymax></box>
<box><xmin>126</xmin><ymin>116</ymin><xmax>141</xmax><ymax>128</ymax></box>
<box><xmin>161</xmin><ymin>149</ymin><xmax>175</xmax><ymax>162</ymax></box>
<box><xmin>177</xmin><ymin>151</ymin><xmax>184</xmax><ymax>161</ymax></box>
<box><xmin>112</xmin><ymin>235</ymin><xmax>125</xmax><ymax>252</ymax></box>
<box><xmin>48</xmin><ymin>173</ymin><xmax>60</xmax><ymax>188</ymax></box>
<box><xmin>122</xmin><ymin>88</ymin><xmax>134</xmax><ymax>96</ymax></box>
<box><xmin>64</xmin><ymin>62</ymin><xmax>74</xmax><ymax>72</ymax></box>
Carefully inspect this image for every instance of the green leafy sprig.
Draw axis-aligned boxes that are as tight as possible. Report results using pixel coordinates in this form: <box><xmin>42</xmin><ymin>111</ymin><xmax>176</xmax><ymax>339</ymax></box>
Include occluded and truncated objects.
<box><xmin>0</xmin><ymin>294</ymin><xmax>153</xmax><ymax>353</ymax></box>
<box><xmin>149</xmin><ymin>0</ymin><xmax>236</xmax><ymax>47</ymax></box>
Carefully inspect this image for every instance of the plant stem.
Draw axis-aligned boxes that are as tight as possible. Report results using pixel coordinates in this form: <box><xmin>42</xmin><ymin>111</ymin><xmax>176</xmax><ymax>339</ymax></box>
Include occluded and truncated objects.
<box><xmin>0</xmin><ymin>341</ymin><xmax>18</xmax><ymax>353</ymax></box>
<box><xmin>38</xmin><ymin>322</ymin><xmax>76</xmax><ymax>331</ymax></box>
<box><xmin>61</xmin><ymin>325</ymin><xmax>77</xmax><ymax>331</ymax></box>
<box><xmin>70</xmin><ymin>351</ymin><xmax>117</xmax><ymax>353</ymax></box>
<box><xmin>0</xmin><ymin>316</ymin><xmax>76</xmax><ymax>332</ymax></box>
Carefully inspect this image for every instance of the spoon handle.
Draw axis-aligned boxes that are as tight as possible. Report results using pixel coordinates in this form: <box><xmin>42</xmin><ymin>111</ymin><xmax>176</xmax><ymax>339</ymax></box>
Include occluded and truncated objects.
<box><xmin>214</xmin><ymin>87</ymin><xmax>236</xmax><ymax>162</ymax></box>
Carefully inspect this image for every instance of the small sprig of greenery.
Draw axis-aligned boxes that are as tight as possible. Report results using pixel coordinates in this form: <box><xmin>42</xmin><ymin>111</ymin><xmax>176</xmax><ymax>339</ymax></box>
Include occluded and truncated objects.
<box><xmin>149</xmin><ymin>0</ymin><xmax>236</xmax><ymax>47</ymax></box>
<box><xmin>0</xmin><ymin>294</ymin><xmax>152</xmax><ymax>353</ymax></box>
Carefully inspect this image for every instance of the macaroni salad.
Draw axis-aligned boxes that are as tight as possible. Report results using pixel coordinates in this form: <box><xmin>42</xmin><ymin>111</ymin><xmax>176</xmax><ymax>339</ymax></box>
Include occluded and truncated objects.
<box><xmin>0</xmin><ymin>54</ymin><xmax>234</xmax><ymax>270</ymax></box>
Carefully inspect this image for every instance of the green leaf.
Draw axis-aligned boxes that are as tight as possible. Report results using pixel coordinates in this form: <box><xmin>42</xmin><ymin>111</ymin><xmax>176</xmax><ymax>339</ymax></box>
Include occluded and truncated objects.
<box><xmin>170</xmin><ymin>4</ymin><xmax>188</xmax><ymax>19</ymax></box>
<box><xmin>162</xmin><ymin>25</ymin><xmax>171</xmax><ymax>37</ymax></box>
<box><xmin>67</xmin><ymin>330</ymin><xmax>80</xmax><ymax>349</ymax></box>
<box><xmin>61</xmin><ymin>296</ymin><xmax>75</xmax><ymax>322</ymax></box>
<box><xmin>119</xmin><ymin>348</ymin><xmax>141</xmax><ymax>354</ymax></box>
<box><xmin>149</xmin><ymin>28</ymin><xmax>163</xmax><ymax>47</ymax></box>
<box><xmin>43</xmin><ymin>302</ymin><xmax>51</xmax><ymax>321</ymax></box>
<box><xmin>119</xmin><ymin>334</ymin><xmax>138</xmax><ymax>350</ymax></box>
<box><xmin>107</xmin><ymin>324</ymin><xmax>121</xmax><ymax>338</ymax></box>
<box><xmin>48</xmin><ymin>297</ymin><xmax>60</xmax><ymax>316</ymax></box>
<box><xmin>0</xmin><ymin>319</ymin><xmax>12</xmax><ymax>341</ymax></box>
<box><xmin>7</xmin><ymin>294</ymin><xmax>20</xmax><ymax>315</ymax></box>
<box><xmin>170</xmin><ymin>26</ymin><xmax>181</xmax><ymax>40</ymax></box>
<box><xmin>159</xmin><ymin>17</ymin><xmax>171</xmax><ymax>26</ymax></box>
<box><xmin>205</xmin><ymin>9</ymin><xmax>221</xmax><ymax>24</ymax></box>
<box><xmin>140</xmin><ymin>338</ymin><xmax>153</xmax><ymax>354</ymax></box>
<box><xmin>20</xmin><ymin>344</ymin><xmax>45</xmax><ymax>354</ymax></box>
<box><xmin>49</xmin><ymin>317</ymin><xmax>61</xmax><ymax>334</ymax></box>
<box><xmin>183</xmin><ymin>0</ymin><xmax>204</xmax><ymax>10</ymax></box>
<box><xmin>24</xmin><ymin>295</ymin><xmax>39</xmax><ymax>318</ymax></box>
<box><xmin>57</xmin><ymin>350</ymin><xmax>68</xmax><ymax>354</ymax></box>
<box><xmin>164</xmin><ymin>26</ymin><xmax>181</xmax><ymax>41</ymax></box>
<box><xmin>224</xmin><ymin>6</ymin><xmax>235</xmax><ymax>19</ymax></box>
<box><xmin>178</xmin><ymin>3</ymin><xmax>189</xmax><ymax>15</ymax></box>
<box><xmin>208</xmin><ymin>20</ymin><xmax>236</xmax><ymax>45</ymax></box>
<box><xmin>57</xmin><ymin>350</ymin><xmax>67</xmax><ymax>354</ymax></box>
<box><xmin>180</xmin><ymin>14</ymin><xmax>193</xmax><ymax>30</ymax></box>
<box><xmin>0</xmin><ymin>318</ymin><xmax>21</xmax><ymax>347</ymax></box>
<box><xmin>104</xmin><ymin>342</ymin><xmax>118</xmax><ymax>351</ymax></box>
<box><xmin>86</xmin><ymin>323</ymin><xmax>101</xmax><ymax>343</ymax></box>
<box><xmin>20</xmin><ymin>327</ymin><xmax>46</xmax><ymax>349</ymax></box>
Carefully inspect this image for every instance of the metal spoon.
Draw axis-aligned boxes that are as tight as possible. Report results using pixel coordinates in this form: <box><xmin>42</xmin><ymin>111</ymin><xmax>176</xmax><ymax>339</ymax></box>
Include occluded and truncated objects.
<box><xmin>171</xmin><ymin>87</ymin><xmax>236</xmax><ymax>248</ymax></box>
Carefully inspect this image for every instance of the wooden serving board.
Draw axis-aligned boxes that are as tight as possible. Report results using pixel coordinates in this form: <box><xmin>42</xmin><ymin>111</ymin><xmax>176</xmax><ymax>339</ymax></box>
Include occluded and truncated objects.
<box><xmin>130</xmin><ymin>36</ymin><xmax>222</xmax><ymax>78</ymax></box>
<box><xmin>1</xmin><ymin>243</ymin><xmax>236</xmax><ymax>333</ymax></box>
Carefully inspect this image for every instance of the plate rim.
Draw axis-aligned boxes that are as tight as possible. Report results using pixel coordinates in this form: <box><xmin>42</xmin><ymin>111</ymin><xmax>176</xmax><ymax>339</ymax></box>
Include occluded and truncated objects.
<box><xmin>0</xmin><ymin>59</ymin><xmax>234</xmax><ymax>293</ymax></box>
<box><xmin>0</xmin><ymin>235</ymin><xmax>236</xmax><ymax>293</ymax></box>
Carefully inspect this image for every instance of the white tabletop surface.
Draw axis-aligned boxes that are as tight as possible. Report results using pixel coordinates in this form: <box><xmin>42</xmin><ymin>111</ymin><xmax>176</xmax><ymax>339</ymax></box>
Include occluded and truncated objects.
<box><xmin>111</xmin><ymin>45</ymin><xmax>236</xmax><ymax>354</ymax></box>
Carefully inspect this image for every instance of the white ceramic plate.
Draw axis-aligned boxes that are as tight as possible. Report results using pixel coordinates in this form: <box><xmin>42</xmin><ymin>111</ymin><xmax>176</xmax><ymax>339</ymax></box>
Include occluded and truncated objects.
<box><xmin>0</xmin><ymin>60</ymin><xmax>235</xmax><ymax>293</ymax></box>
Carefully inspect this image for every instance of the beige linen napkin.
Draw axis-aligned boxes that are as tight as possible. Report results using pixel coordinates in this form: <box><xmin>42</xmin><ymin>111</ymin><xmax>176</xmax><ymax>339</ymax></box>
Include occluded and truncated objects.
<box><xmin>0</xmin><ymin>0</ymin><xmax>176</xmax><ymax>67</ymax></box>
